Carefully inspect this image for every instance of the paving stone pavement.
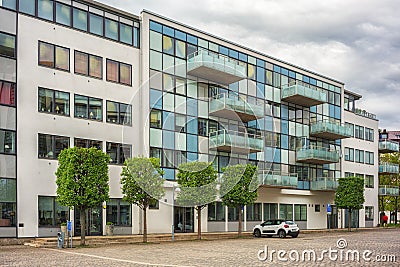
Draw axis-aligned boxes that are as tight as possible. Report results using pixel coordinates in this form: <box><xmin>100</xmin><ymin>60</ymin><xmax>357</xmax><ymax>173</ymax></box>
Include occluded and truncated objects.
<box><xmin>1</xmin><ymin>228</ymin><xmax>399</xmax><ymax>267</ymax></box>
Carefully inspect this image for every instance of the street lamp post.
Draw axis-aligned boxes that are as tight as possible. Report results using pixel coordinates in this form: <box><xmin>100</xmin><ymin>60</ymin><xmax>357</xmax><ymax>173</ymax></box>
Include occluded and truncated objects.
<box><xmin>172</xmin><ymin>185</ymin><xmax>180</xmax><ymax>241</ymax></box>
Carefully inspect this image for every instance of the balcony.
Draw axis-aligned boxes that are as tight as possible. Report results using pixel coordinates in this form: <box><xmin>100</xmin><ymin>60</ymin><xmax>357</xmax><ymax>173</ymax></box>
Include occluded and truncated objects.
<box><xmin>379</xmin><ymin>163</ymin><xmax>400</xmax><ymax>174</ymax></box>
<box><xmin>378</xmin><ymin>186</ymin><xmax>400</xmax><ymax>196</ymax></box>
<box><xmin>258</xmin><ymin>171</ymin><xmax>298</xmax><ymax>188</ymax></box>
<box><xmin>296</xmin><ymin>146</ymin><xmax>340</xmax><ymax>164</ymax></box>
<box><xmin>209</xmin><ymin>94</ymin><xmax>264</xmax><ymax>122</ymax></box>
<box><xmin>281</xmin><ymin>81</ymin><xmax>327</xmax><ymax>107</ymax></box>
<box><xmin>209</xmin><ymin>129</ymin><xmax>263</xmax><ymax>154</ymax></box>
<box><xmin>310</xmin><ymin>177</ymin><xmax>338</xmax><ymax>191</ymax></box>
<box><xmin>187</xmin><ymin>50</ymin><xmax>246</xmax><ymax>85</ymax></box>
<box><xmin>379</xmin><ymin>140</ymin><xmax>400</xmax><ymax>153</ymax></box>
<box><xmin>310</xmin><ymin>120</ymin><xmax>353</xmax><ymax>140</ymax></box>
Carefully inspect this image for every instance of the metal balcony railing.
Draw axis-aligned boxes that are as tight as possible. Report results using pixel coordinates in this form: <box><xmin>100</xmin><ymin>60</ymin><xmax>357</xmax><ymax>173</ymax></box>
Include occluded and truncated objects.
<box><xmin>310</xmin><ymin>120</ymin><xmax>353</xmax><ymax>140</ymax></box>
<box><xmin>281</xmin><ymin>81</ymin><xmax>327</xmax><ymax>107</ymax></box>
<box><xmin>296</xmin><ymin>146</ymin><xmax>340</xmax><ymax>164</ymax></box>
<box><xmin>310</xmin><ymin>177</ymin><xmax>338</xmax><ymax>191</ymax></box>
<box><xmin>378</xmin><ymin>140</ymin><xmax>400</xmax><ymax>153</ymax></box>
<box><xmin>258</xmin><ymin>171</ymin><xmax>298</xmax><ymax>188</ymax></box>
<box><xmin>209</xmin><ymin>129</ymin><xmax>263</xmax><ymax>154</ymax></box>
<box><xmin>379</xmin><ymin>163</ymin><xmax>400</xmax><ymax>174</ymax></box>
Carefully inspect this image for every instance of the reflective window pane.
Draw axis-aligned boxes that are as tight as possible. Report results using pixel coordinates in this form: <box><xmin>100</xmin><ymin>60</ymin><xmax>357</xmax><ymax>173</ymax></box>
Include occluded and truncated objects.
<box><xmin>0</xmin><ymin>130</ymin><xmax>15</xmax><ymax>154</ymax></box>
<box><xmin>0</xmin><ymin>81</ymin><xmax>15</xmax><ymax>106</ymax></box>
<box><xmin>105</xmin><ymin>18</ymin><xmax>118</xmax><ymax>40</ymax></box>
<box><xmin>1</xmin><ymin>0</ymin><xmax>16</xmax><ymax>10</ymax></box>
<box><xmin>175</xmin><ymin>40</ymin><xmax>186</xmax><ymax>58</ymax></box>
<box><xmin>54</xmin><ymin>136</ymin><xmax>69</xmax><ymax>158</ymax></box>
<box><xmin>89</xmin><ymin>97</ymin><xmax>102</xmax><ymax>121</ymax></box>
<box><xmin>19</xmin><ymin>0</ymin><xmax>36</xmax><ymax>15</ymax></box>
<box><xmin>106</xmin><ymin>142</ymin><xmax>118</xmax><ymax>164</ymax></box>
<box><xmin>89</xmin><ymin>13</ymin><xmax>103</xmax><ymax>36</ymax></box>
<box><xmin>54</xmin><ymin>91</ymin><xmax>69</xmax><ymax>116</ymax></box>
<box><xmin>55</xmin><ymin>2</ymin><xmax>71</xmax><ymax>26</ymax></box>
<box><xmin>89</xmin><ymin>55</ymin><xmax>102</xmax><ymax>78</ymax></box>
<box><xmin>39</xmin><ymin>42</ymin><xmax>54</xmax><ymax>67</ymax></box>
<box><xmin>55</xmin><ymin>46</ymin><xmax>69</xmax><ymax>71</ymax></box>
<box><xmin>119</xmin><ymin>63</ymin><xmax>131</xmax><ymax>85</ymax></box>
<box><xmin>119</xmin><ymin>23</ymin><xmax>132</xmax><ymax>45</ymax></box>
<box><xmin>38</xmin><ymin>88</ymin><xmax>53</xmax><ymax>113</ymax></box>
<box><xmin>0</xmin><ymin>32</ymin><xmax>15</xmax><ymax>57</ymax></box>
<box><xmin>38</xmin><ymin>134</ymin><xmax>54</xmax><ymax>158</ymax></box>
<box><xmin>120</xmin><ymin>103</ymin><xmax>132</xmax><ymax>125</ymax></box>
<box><xmin>73</xmin><ymin>8</ymin><xmax>87</xmax><ymax>31</ymax></box>
<box><xmin>106</xmin><ymin>101</ymin><xmax>119</xmax><ymax>123</ymax></box>
<box><xmin>38</xmin><ymin>0</ymin><xmax>54</xmax><ymax>21</ymax></box>
<box><xmin>106</xmin><ymin>60</ymin><xmax>119</xmax><ymax>82</ymax></box>
<box><xmin>74</xmin><ymin>51</ymin><xmax>88</xmax><ymax>75</ymax></box>
<box><xmin>0</xmin><ymin>179</ymin><xmax>16</xmax><ymax>202</ymax></box>
<box><xmin>74</xmin><ymin>95</ymin><xmax>88</xmax><ymax>118</ymax></box>
<box><xmin>163</xmin><ymin>35</ymin><xmax>174</xmax><ymax>55</ymax></box>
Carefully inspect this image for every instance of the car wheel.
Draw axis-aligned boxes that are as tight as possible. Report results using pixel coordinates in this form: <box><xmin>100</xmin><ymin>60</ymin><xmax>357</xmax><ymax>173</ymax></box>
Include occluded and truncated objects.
<box><xmin>254</xmin><ymin>229</ymin><xmax>261</xmax><ymax>238</ymax></box>
<box><xmin>278</xmin><ymin>230</ymin><xmax>286</xmax><ymax>238</ymax></box>
<box><xmin>291</xmin><ymin>233</ymin><xmax>299</xmax><ymax>238</ymax></box>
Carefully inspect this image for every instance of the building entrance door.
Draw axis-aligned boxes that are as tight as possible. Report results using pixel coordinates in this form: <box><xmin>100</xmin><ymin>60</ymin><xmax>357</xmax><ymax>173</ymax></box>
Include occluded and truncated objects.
<box><xmin>74</xmin><ymin>206</ymin><xmax>103</xmax><ymax>236</ymax></box>
<box><xmin>327</xmin><ymin>205</ymin><xmax>338</xmax><ymax>229</ymax></box>
<box><xmin>344</xmin><ymin>209</ymin><xmax>359</xmax><ymax>228</ymax></box>
<box><xmin>174</xmin><ymin>207</ymin><xmax>194</xmax><ymax>233</ymax></box>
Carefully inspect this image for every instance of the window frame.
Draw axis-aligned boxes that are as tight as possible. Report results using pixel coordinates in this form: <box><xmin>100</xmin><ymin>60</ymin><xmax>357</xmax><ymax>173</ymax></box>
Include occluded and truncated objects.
<box><xmin>38</xmin><ymin>87</ymin><xmax>70</xmax><ymax>117</ymax></box>
<box><xmin>365</xmin><ymin>206</ymin><xmax>374</xmax><ymax>221</ymax></box>
<box><xmin>38</xmin><ymin>133</ymin><xmax>70</xmax><ymax>159</ymax></box>
<box><xmin>106</xmin><ymin>142</ymin><xmax>132</xmax><ymax>165</ymax></box>
<box><xmin>38</xmin><ymin>195</ymin><xmax>69</xmax><ymax>227</ymax></box>
<box><xmin>106</xmin><ymin>59</ymin><xmax>132</xmax><ymax>86</ymax></box>
<box><xmin>74</xmin><ymin>50</ymin><xmax>103</xmax><ymax>79</ymax></box>
<box><xmin>106</xmin><ymin>100</ymin><xmax>132</xmax><ymax>126</ymax></box>
<box><xmin>0</xmin><ymin>128</ymin><xmax>16</xmax><ymax>155</ymax></box>
<box><xmin>0</xmin><ymin>80</ymin><xmax>16</xmax><ymax>107</ymax></box>
<box><xmin>106</xmin><ymin>198</ymin><xmax>132</xmax><ymax>226</ymax></box>
<box><xmin>74</xmin><ymin>94</ymin><xmax>103</xmax><ymax>121</ymax></box>
<box><xmin>294</xmin><ymin>204</ymin><xmax>307</xmax><ymax>221</ymax></box>
<box><xmin>38</xmin><ymin>41</ymin><xmax>70</xmax><ymax>72</ymax></box>
<box><xmin>365</xmin><ymin>175</ymin><xmax>374</xmax><ymax>188</ymax></box>
<box><xmin>0</xmin><ymin>31</ymin><xmax>16</xmax><ymax>59</ymax></box>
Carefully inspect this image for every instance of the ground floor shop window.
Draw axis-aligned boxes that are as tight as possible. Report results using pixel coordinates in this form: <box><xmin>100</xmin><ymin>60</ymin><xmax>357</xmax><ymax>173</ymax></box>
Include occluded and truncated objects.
<box><xmin>208</xmin><ymin>202</ymin><xmax>225</xmax><ymax>221</ymax></box>
<box><xmin>263</xmin><ymin>203</ymin><xmax>278</xmax><ymax>221</ymax></box>
<box><xmin>106</xmin><ymin>199</ymin><xmax>131</xmax><ymax>226</ymax></box>
<box><xmin>294</xmin><ymin>204</ymin><xmax>307</xmax><ymax>221</ymax></box>
<box><xmin>279</xmin><ymin>204</ymin><xmax>293</xmax><ymax>220</ymax></box>
<box><xmin>38</xmin><ymin>196</ymin><xmax>69</xmax><ymax>227</ymax></box>
<box><xmin>246</xmin><ymin>203</ymin><xmax>261</xmax><ymax>221</ymax></box>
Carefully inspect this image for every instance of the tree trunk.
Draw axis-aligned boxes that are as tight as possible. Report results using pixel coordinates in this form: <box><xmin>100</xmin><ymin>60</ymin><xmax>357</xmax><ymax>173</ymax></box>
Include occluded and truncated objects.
<box><xmin>143</xmin><ymin>206</ymin><xmax>147</xmax><ymax>243</ymax></box>
<box><xmin>238</xmin><ymin>206</ymin><xmax>242</xmax><ymax>238</ymax></box>
<box><xmin>197</xmin><ymin>206</ymin><xmax>201</xmax><ymax>240</ymax></box>
<box><xmin>348</xmin><ymin>210</ymin><xmax>352</xmax><ymax>232</ymax></box>
<box><xmin>80</xmin><ymin>209</ymin><xmax>86</xmax><ymax>246</ymax></box>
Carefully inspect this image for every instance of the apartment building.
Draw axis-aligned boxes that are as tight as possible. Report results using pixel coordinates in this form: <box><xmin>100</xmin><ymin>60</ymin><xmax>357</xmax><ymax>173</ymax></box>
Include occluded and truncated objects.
<box><xmin>0</xmin><ymin>0</ymin><xmax>380</xmax><ymax>238</ymax></box>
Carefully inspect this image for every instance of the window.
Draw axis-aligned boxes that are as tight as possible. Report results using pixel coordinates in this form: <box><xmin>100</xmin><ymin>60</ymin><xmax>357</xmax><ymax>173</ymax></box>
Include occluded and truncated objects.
<box><xmin>344</xmin><ymin>147</ymin><xmax>354</xmax><ymax>162</ymax></box>
<box><xmin>19</xmin><ymin>0</ymin><xmax>36</xmax><ymax>15</ymax></box>
<box><xmin>294</xmin><ymin>204</ymin><xmax>307</xmax><ymax>221</ymax></box>
<box><xmin>55</xmin><ymin>2</ymin><xmax>71</xmax><ymax>26</ymax></box>
<box><xmin>74</xmin><ymin>95</ymin><xmax>102</xmax><ymax>121</ymax></box>
<box><xmin>208</xmin><ymin>202</ymin><xmax>225</xmax><ymax>221</ymax></box>
<box><xmin>355</xmin><ymin>149</ymin><xmax>364</xmax><ymax>163</ymax></box>
<box><xmin>279</xmin><ymin>204</ymin><xmax>293</xmax><ymax>220</ymax></box>
<box><xmin>365</xmin><ymin>128</ymin><xmax>374</xmax><ymax>142</ymax></box>
<box><xmin>0</xmin><ymin>32</ymin><xmax>16</xmax><ymax>58</ymax></box>
<box><xmin>246</xmin><ymin>203</ymin><xmax>261</xmax><ymax>221</ymax></box>
<box><xmin>38</xmin><ymin>0</ymin><xmax>54</xmax><ymax>21</ymax></box>
<box><xmin>0</xmin><ymin>178</ymin><xmax>16</xmax><ymax>227</ymax></box>
<box><xmin>150</xmin><ymin>109</ymin><xmax>162</xmax><ymax>128</ymax></box>
<box><xmin>365</xmin><ymin>151</ymin><xmax>374</xmax><ymax>165</ymax></box>
<box><xmin>263</xmin><ymin>203</ymin><xmax>278</xmax><ymax>220</ymax></box>
<box><xmin>0</xmin><ymin>0</ymin><xmax>16</xmax><ymax>10</ymax></box>
<box><xmin>315</xmin><ymin>204</ymin><xmax>320</xmax><ymax>212</ymax></box>
<box><xmin>89</xmin><ymin>13</ymin><xmax>103</xmax><ymax>36</ymax></box>
<box><xmin>105</xmin><ymin>18</ymin><xmax>118</xmax><ymax>41</ymax></box>
<box><xmin>106</xmin><ymin>59</ymin><xmax>132</xmax><ymax>86</ymax></box>
<box><xmin>345</xmin><ymin>122</ymin><xmax>354</xmax><ymax>137</ymax></box>
<box><xmin>73</xmin><ymin>7</ymin><xmax>88</xmax><ymax>31</ymax></box>
<box><xmin>106</xmin><ymin>101</ymin><xmax>132</xmax><ymax>125</ymax></box>
<box><xmin>38</xmin><ymin>88</ymin><xmax>70</xmax><ymax>116</ymax></box>
<box><xmin>198</xmin><ymin>118</ymin><xmax>208</xmax><ymax>137</ymax></box>
<box><xmin>148</xmin><ymin>198</ymin><xmax>159</xmax><ymax>210</ymax></box>
<box><xmin>355</xmin><ymin>125</ymin><xmax>364</xmax><ymax>140</ymax></box>
<box><xmin>74</xmin><ymin>138</ymin><xmax>102</xmax><ymax>150</ymax></box>
<box><xmin>106</xmin><ymin>199</ymin><xmax>131</xmax><ymax>226</ymax></box>
<box><xmin>39</xmin><ymin>41</ymin><xmax>70</xmax><ymax>71</ymax></box>
<box><xmin>120</xmin><ymin>23</ymin><xmax>133</xmax><ymax>45</ymax></box>
<box><xmin>365</xmin><ymin>206</ymin><xmax>374</xmax><ymax>221</ymax></box>
<box><xmin>74</xmin><ymin>51</ymin><xmax>102</xmax><ymax>79</ymax></box>
<box><xmin>345</xmin><ymin>172</ymin><xmax>354</xmax><ymax>177</ymax></box>
<box><xmin>365</xmin><ymin>175</ymin><xmax>374</xmax><ymax>188</ymax></box>
<box><xmin>0</xmin><ymin>129</ymin><xmax>16</xmax><ymax>154</ymax></box>
<box><xmin>0</xmin><ymin>81</ymin><xmax>15</xmax><ymax>106</ymax></box>
<box><xmin>38</xmin><ymin>196</ymin><xmax>69</xmax><ymax>227</ymax></box>
<box><xmin>228</xmin><ymin>206</ymin><xmax>239</xmax><ymax>221</ymax></box>
<box><xmin>106</xmin><ymin>142</ymin><xmax>131</xmax><ymax>164</ymax></box>
<box><xmin>38</xmin><ymin>134</ymin><xmax>69</xmax><ymax>159</ymax></box>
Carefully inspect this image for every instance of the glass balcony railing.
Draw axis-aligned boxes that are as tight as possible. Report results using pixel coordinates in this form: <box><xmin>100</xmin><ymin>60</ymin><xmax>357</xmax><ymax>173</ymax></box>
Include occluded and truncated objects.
<box><xmin>310</xmin><ymin>120</ymin><xmax>353</xmax><ymax>140</ymax></box>
<box><xmin>296</xmin><ymin>146</ymin><xmax>340</xmax><ymax>164</ymax></box>
<box><xmin>209</xmin><ymin>93</ymin><xmax>264</xmax><ymax>122</ymax></box>
<box><xmin>379</xmin><ymin>163</ymin><xmax>400</xmax><ymax>174</ymax></box>
<box><xmin>378</xmin><ymin>186</ymin><xmax>400</xmax><ymax>196</ymax></box>
<box><xmin>281</xmin><ymin>81</ymin><xmax>327</xmax><ymax>107</ymax></box>
<box><xmin>258</xmin><ymin>171</ymin><xmax>298</xmax><ymax>188</ymax></box>
<box><xmin>379</xmin><ymin>140</ymin><xmax>400</xmax><ymax>153</ymax></box>
<box><xmin>310</xmin><ymin>177</ymin><xmax>338</xmax><ymax>191</ymax></box>
<box><xmin>187</xmin><ymin>50</ymin><xmax>247</xmax><ymax>84</ymax></box>
<box><xmin>209</xmin><ymin>129</ymin><xmax>263</xmax><ymax>154</ymax></box>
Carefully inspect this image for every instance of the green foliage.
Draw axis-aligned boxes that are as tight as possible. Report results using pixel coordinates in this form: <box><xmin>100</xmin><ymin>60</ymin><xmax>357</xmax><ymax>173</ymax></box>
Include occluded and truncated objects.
<box><xmin>220</xmin><ymin>164</ymin><xmax>258</xmax><ymax>208</ymax></box>
<box><xmin>335</xmin><ymin>176</ymin><xmax>365</xmax><ymax>211</ymax></box>
<box><xmin>176</xmin><ymin>161</ymin><xmax>218</xmax><ymax>208</ymax></box>
<box><xmin>55</xmin><ymin>147</ymin><xmax>110</xmax><ymax>210</ymax></box>
<box><xmin>120</xmin><ymin>156</ymin><xmax>165</xmax><ymax>209</ymax></box>
<box><xmin>379</xmin><ymin>152</ymin><xmax>400</xmax><ymax>211</ymax></box>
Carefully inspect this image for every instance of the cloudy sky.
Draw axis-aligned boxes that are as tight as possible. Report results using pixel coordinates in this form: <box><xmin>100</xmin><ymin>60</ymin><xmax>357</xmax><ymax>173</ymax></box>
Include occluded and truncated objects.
<box><xmin>101</xmin><ymin>0</ymin><xmax>399</xmax><ymax>129</ymax></box>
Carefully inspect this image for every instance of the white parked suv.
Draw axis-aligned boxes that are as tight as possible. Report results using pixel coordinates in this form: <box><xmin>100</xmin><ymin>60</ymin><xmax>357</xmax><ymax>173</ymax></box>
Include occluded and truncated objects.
<box><xmin>253</xmin><ymin>219</ymin><xmax>300</xmax><ymax>238</ymax></box>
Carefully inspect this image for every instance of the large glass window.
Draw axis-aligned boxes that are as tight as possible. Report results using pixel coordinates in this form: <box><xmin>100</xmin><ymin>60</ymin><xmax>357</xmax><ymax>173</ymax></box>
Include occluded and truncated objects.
<box><xmin>106</xmin><ymin>142</ymin><xmax>131</xmax><ymax>164</ymax></box>
<box><xmin>38</xmin><ymin>42</ymin><xmax>54</xmax><ymax>67</ymax></box>
<box><xmin>0</xmin><ymin>32</ymin><xmax>15</xmax><ymax>58</ymax></box>
<box><xmin>38</xmin><ymin>87</ymin><xmax>69</xmax><ymax>116</ymax></box>
<box><xmin>19</xmin><ymin>0</ymin><xmax>35</xmax><ymax>15</ymax></box>
<box><xmin>89</xmin><ymin>13</ymin><xmax>103</xmax><ymax>36</ymax></box>
<box><xmin>38</xmin><ymin>196</ymin><xmax>69</xmax><ymax>227</ymax></box>
<box><xmin>73</xmin><ymin>8</ymin><xmax>87</xmax><ymax>31</ymax></box>
<box><xmin>74</xmin><ymin>95</ymin><xmax>102</xmax><ymax>121</ymax></box>
<box><xmin>74</xmin><ymin>138</ymin><xmax>102</xmax><ymax>150</ymax></box>
<box><xmin>38</xmin><ymin>0</ymin><xmax>54</xmax><ymax>21</ymax></box>
<box><xmin>55</xmin><ymin>2</ymin><xmax>71</xmax><ymax>26</ymax></box>
<box><xmin>294</xmin><ymin>204</ymin><xmax>307</xmax><ymax>221</ymax></box>
<box><xmin>0</xmin><ymin>178</ymin><xmax>16</xmax><ymax>227</ymax></box>
<box><xmin>150</xmin><ymin>109</ymin><xmax>162</xmax><ymax>128</ymax></box>
<box><xmin>228</xmin><ymin>206</ymin><xmax>239</xmax><ymax>221</ymax></box>
<box><xmin>0</xmin><ymin>129</ymin><xmax>15</xmax><ymax>154</ymax></box>
<box><xmin>365</xmin><ymin>206</ymin><xmax>374</xmax><ymax>221</ymax></box>
<box><xmin>344</xmin><ymin>147</ymin><xmax>354</xmax><ymax>162</ymax></box>
<box><xmin>207</xmin><ymin>202</ymin><xmax>225</xmax><ymax>221</ymax></box>
<box><xmin>246</xmin><ymin>203</ymin><xmax>261</xmax><ymax>221</ymax></box>
<box><xmin>106</xmin><ymin>199</ymin><xmax>131</xmax><ymax>226</ymax></box>
<box><xmin>0</xmin><ymin>81</ymin><xmax>16</xmax><ymax>106</ymax></box>
<box><xmin>279</xmin><ymin>204</ymin><xmax>293</xmax><ymax>220</ymax></box>
<box><xmin>106</xmin><ymin>59</ymin><xmax>119</xmax><ymax>83</ymax></box>
<box><xmin>105</xmin><ymin>18</ymin><xmax>118</xmax><ymax>41</ymax></box>
<box><xmin>38</xmin><ymin>134</ymin><xmax>69</xmax><ymax>159</ymax></box>
<box><xmin>120</xmin><ymin>23</ymin><xmax>133</xmax><ymax>45</ymax></box>
<box><xmin>55</xmin><ymin>46</ymin><xmax>69</xmax><ymax>70</ymax></box>
<box><xmin>39</xmin><ymin>42</ymin><xmax>69</xmax><ymax>71</ymax></box>
<box><xmin>106</xmin><ymin>59</ymin><xmax>132</xmax><ymax>86</ymax></box>
<box><xmin>263</xmin><ymin>203</ymin><xmax>278</xmax><ymax>220</ymax></box>
<box><xmin>0</xmin><ymin>0</ymin><xmax>16</xmax><ymax>10</ymax></box>
<box><xmin>106</xmin><ymin>101</ymin><xmax>132</xmax><ymax>125</ymax></box>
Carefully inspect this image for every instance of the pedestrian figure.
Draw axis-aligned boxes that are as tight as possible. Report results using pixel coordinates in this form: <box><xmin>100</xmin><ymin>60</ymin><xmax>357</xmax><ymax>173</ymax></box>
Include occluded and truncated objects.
<box><xmin>383</xmin><ymin>214</ymin><xmax>389</xmax><ymax>227</ymax></box>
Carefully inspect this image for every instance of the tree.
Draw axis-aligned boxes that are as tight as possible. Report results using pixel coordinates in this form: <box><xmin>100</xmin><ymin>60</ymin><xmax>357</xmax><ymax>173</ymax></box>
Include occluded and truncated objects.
<box><xmin>220</xmin><ymin>164</ymin><xmax>258</xmax><ymax>237</ymax></box>
<box><xmin>176</xmin><ymin>161</ymin><xmax>218</xmax><ymax>240</ymax></box>
<box><xmin>335</xmin><ymin>176</ymin><xmax>365</xmax><ymax>231</ymax></box>
<box><xmin>379</xmin><ymin>152</ymin><xmax>400</xmax><ymax>222</ymax></box>
<box><xmin>56</xmin><ymin>147</ymin><xmax>110</xmax><ymax>245</ymax></box>
<box><xmin>120</xmin><ymin>156</ymin><xmax>165</xmax><ymax>243</ymax></box>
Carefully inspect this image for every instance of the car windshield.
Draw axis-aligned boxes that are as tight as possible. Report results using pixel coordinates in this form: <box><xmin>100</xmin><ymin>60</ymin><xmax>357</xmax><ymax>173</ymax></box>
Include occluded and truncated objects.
<box><xmin>285</xmin><ymin>221</ymin><xmax>295</xmax><ymax>225</ymax></box>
